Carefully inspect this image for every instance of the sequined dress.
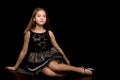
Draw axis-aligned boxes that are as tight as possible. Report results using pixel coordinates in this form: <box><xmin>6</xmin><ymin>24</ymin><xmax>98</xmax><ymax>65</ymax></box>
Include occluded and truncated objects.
<box><xmin>16</xmin><ymin>30</ymin><xmax>66</xmax><ymax>75</ymax></box>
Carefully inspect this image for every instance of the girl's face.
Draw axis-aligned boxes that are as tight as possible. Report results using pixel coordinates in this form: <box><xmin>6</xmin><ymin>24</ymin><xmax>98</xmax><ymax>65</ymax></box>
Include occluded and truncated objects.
<box><xmin>34</xmin><ymin>10</ymin><xmax>46</xmax><ymax>26</ymax></box>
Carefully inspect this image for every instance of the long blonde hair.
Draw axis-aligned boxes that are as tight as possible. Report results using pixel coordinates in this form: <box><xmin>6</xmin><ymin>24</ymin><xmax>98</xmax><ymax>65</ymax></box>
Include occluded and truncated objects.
<box><xmin>24</xmin><ymin>7</ymin><xmax>51</xmax><ymax>33</ymax></box>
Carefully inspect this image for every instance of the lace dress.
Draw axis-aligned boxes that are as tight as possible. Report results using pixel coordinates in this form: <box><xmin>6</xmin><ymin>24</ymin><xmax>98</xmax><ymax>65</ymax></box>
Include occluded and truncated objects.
<box><xmin>16</xmin><ymin>30</ymin><xmax>66</xmax><ymax>75</ymax></box>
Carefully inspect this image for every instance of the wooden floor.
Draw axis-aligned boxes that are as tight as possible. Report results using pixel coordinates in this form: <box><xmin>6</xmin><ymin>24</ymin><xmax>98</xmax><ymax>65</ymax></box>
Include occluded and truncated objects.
<box><xmin>0</xmin><ymin>69</ymin><xmax>97</xmax><ymax>80</ymax></box>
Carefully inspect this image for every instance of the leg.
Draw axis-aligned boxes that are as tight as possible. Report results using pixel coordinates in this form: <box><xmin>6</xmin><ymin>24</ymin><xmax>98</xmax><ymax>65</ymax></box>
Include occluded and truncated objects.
<box><xmin>41</xmin><ymin>67</ymin><xmax>67</xmax><ymax>77</ymax></box>
<box><xmin>48</xmin><ymin>61</ymin><xmax>92</xmax><ymax>75</ymax></box>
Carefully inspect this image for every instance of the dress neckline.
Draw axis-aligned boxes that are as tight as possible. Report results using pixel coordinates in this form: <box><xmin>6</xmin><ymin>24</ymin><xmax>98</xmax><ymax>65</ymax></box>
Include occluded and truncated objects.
<box><xmin>31</xmin><ymin>30</ymin><xmax>47</xmax><ymax>34</ymax></box>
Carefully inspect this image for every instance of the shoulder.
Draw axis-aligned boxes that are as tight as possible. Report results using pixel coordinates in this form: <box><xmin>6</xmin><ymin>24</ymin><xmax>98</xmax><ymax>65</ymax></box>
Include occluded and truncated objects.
<box><xmin>24</xmin><ymin>31</ymin><xmax>30</xmax><ymax>38</ymax></box>
<box><xmin>48</xmin><ymin>30</ymin><xmax>53</xmax><ymax>34</ymax></box>
<box><xmin>48</xmin><ymin>30</ymin><xmax>55</xmax><ymax>38</ymax></box>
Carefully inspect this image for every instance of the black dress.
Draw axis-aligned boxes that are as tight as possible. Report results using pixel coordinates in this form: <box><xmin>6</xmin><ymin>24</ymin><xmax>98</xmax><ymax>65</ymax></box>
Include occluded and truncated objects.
<box><xmin>16</xmin><ymin>30</ymin><xmax>66</xmax><ymax>75</ymax></box>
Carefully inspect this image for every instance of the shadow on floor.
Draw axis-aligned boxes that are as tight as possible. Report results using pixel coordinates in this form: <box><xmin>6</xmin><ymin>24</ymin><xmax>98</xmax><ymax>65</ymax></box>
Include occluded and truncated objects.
<box><xmin>0</xmin><ymin>69</ymin><xmax>97</xmax><ymax>80</ymax></box>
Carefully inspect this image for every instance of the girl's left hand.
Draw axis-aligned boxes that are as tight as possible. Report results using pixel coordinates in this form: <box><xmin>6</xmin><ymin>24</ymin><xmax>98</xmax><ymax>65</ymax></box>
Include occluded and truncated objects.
<box><xmin>63</xmin><ymin>55</ymin><xmax>70</xmax><ymax>65</ymax></box>
<box><xmin>65</xmin><ymin>59</ymin><xmax>70</xmax><ymax>65</ymax></box>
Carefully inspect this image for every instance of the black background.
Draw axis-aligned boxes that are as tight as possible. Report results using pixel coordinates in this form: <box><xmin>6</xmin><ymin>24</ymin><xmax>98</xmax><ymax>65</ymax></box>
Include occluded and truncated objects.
<box><xmin>0</xmin><ymin>0</ymin><xmax>118</xmax><ymax>79</ymax></box>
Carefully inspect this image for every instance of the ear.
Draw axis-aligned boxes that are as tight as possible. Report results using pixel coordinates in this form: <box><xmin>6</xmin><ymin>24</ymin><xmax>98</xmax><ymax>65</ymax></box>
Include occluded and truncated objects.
<box><xmin>33</xmin><ymin>18</ymin><xmax>35</xmax><ymax>21</ymax></box>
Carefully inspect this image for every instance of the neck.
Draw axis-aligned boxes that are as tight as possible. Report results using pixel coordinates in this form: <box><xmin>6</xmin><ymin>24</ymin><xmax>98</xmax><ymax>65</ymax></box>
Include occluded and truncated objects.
<box><xmin>33</xmin><ymin>25</ymin><xmax>45</xmax><ymax>33</ymax></box>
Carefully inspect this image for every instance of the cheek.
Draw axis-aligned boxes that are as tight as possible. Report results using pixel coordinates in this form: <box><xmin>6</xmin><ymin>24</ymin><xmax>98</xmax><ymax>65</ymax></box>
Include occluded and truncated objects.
<box><xmin>44</xmin><ymin>18</ymin><xmax>46</xmax><ymax>21</ymax></box>
<box><xmin>45</xmin><ymin>19</ymin><xmax>47</xmax><ymax>22</ymax></box>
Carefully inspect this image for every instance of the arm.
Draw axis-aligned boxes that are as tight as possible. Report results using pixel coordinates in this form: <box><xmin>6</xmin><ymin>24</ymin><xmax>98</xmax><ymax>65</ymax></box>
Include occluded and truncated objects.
<box><xmin>48</xmin><ymin>30</ymin><xmax>70</xmax><ymax>65</ymax></box>
<box><xmin>5</xmin><ymin>31</ymin><xmax>30</xmax><ymax>70</ymax></box>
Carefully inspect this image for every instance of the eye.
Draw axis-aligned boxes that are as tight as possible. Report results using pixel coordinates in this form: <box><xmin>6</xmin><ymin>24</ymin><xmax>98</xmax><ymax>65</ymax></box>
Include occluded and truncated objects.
<box><xmin>43</xmin><ymin>15</ymin><xmax>46</xmax><ymax>18</ymax></box>
<box><xmin>37</xmin><ymin>15</ymin><xmax>41</xmax><ymax>17</ymax></box>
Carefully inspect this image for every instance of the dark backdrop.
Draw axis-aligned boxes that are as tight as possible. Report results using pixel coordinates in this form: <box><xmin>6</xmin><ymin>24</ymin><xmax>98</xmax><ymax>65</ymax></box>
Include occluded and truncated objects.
<box><xmin>0</xmin><ymin>0</ymin><xmax>117</xmax><ymax>78</ymax></box>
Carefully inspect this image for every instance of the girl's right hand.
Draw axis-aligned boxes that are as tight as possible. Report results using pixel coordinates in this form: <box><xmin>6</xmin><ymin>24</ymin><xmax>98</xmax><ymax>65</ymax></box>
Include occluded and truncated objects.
<box><xmin>5</xmin><ymin>66</ymin><xmax>16</xmax><ymax>71</ymax></box>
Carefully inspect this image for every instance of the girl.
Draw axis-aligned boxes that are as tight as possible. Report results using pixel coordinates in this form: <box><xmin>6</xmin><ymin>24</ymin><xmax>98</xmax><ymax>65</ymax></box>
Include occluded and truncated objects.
<box><xmin>5</xmin><ymin>7</ymin><xmax>93</xmax><ymax>77</ymax></box>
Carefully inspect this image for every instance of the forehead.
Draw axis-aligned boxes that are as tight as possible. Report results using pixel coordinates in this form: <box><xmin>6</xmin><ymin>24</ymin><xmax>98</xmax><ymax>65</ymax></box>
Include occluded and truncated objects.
<box><xmin>36</xmin><ymin>10</ymin><xmax>46</xmax><ymax>15</ymax></box>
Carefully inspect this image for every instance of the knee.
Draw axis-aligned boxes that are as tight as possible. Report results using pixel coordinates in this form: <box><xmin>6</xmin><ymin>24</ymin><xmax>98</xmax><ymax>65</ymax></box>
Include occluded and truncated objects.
<box><xmin>42</xmin><ymin>68</ymin><xmax>57</xmax><ymax>77</ymax></box>
<box><xmin>49</xmin><ymin>61</ymin><xmax>59</xmax><ymax>71</ymax></box>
